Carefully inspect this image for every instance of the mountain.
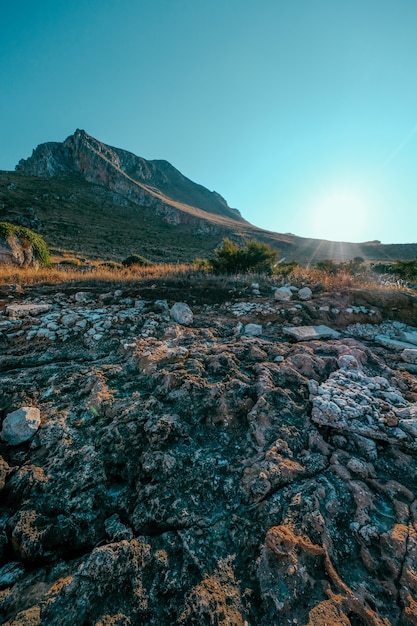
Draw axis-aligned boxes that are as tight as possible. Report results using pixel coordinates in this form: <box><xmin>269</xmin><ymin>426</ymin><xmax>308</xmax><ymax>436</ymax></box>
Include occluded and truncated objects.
<box><xmin>1</xmin><ymin>129</ymin><xmax>417</xmax><ymax>263</ymax></box>
<box><xmin>16</xmin><ymin>129</ymin><xmax>244</xmax><ymax>226</ymax></box>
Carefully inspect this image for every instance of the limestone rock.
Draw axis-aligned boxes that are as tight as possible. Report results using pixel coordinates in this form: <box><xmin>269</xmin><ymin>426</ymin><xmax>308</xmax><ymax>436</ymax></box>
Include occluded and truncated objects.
<box><xmin>244</xmin><ymin>323</ymin><xmax>262</xmax><ymax>336</ymax></box>
<box><xmin>274</xmin><ymin>286</ymin><xmax>293</xmax><ymax>301</ymax></box>
<box><xmin>1</xmin><ymin>407</ymin><xmax>41</xmax><ymax>445</ymax></box>
<box><xmin>170</xmin><ymin>302</ymin><xmax>193</xmax><ymax>325</ymax></box>
<box><xmin>402</xmin><ymin>348</ymin><xmax>417</xmax><ymax>364</ymax></box>
<box><xmin>6</xmin><ymin>303</ymin><xmax>51</xmax><ymax>317</ymax></box>
<box><xmin>283</xmin><ymin>324</ymin><xmax>340</xmax><ymax>341</ymax></box>
<box><xmin>298</xmin><ymin>286</ymin><xmax>312</xmax><ymax>300</ymax></box>
<box><xmin>0</xmin><ymin>234</ymin><xmax>39</xmax><ymax>268</ymax></box>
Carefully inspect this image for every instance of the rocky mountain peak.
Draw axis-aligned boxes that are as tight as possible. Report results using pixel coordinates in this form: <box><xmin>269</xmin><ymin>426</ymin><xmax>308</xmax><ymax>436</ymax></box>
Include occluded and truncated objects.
<box><xmin>16</xmin><ymin>130</ymin><xmax>244</xmax><ymax>225</ymax></box>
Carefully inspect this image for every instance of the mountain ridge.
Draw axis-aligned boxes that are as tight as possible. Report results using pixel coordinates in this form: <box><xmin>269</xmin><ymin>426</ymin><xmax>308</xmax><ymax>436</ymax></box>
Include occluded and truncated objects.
<box><xmin>16</xmin><ymin>129</ymin><xmax>245</xmax><ymax>226</ymax></box>
<box><xmin>0</xmin><ymin>129</ymin><xmax>416</xmax><ymax>264</ymax></box>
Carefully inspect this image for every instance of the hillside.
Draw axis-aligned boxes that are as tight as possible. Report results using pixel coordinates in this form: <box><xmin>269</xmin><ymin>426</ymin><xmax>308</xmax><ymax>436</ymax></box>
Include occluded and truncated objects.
<box><xmin>1</xmin><ymin>130</ymin><xmax>417</xmax><ymax>264</ymax></box>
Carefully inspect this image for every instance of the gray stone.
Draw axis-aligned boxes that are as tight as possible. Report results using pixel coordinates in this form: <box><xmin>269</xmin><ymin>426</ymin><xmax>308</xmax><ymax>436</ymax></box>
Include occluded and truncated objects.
<box><xmin>6</xmin><ymin>303</ymin><xmax>51</xmax><ymax>317</ymax></box>
<box><xmin>244</xmin><ymin>323</ymin><xmax>262</xmax><ymax>336</ymax></box>
<box><xmin>170</xmin><ymin>302</ymin><xmax>193</xmax><ymax>325</ymax></box>
<box><xmin>401</xmin><ymin>331</ymin><xmax>417</xmax><ymax>346</ymax></box>
<box><xmin>298</xmin><ymin>287</ymin><xmax>312</xmax><ymax>300</ymax></box>
<box><xmin>401</xmin><ymin>349</ymin><xmax>417</xmax><ymax>364</ymax></box>
<box><xmin>274</xmin><ymin>287</ymin><xmax>292</xmax><ymax>302</ymax></box>
<box><xmin>338</xmin><ymin>354</ymin><xmax>361</xmax><ymax>370</ymax></box>
<box><xmin>283</xmin><ymin>325</ymin><xmax>340</xmax><ymax>341</ymax></box>
<box><xmin>375</xmin><ymin>335</ymin><xmax>417</xmax><ymax>350</ymax></box>
<box><xmin>1</xmin><ymin>407</ymin><xmax>41</xmax><ymax>445</ymax></box>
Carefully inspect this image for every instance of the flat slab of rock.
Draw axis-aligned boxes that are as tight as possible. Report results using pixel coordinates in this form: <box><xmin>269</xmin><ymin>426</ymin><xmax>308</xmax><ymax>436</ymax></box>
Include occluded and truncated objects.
<box><xmin>374</xmin><ymin>335</ymin><xmax>417</xmax><ymax>350</ymax></box>
<box><xmin>401</xmin><ymin>331</ymin><xmax>417</xmax><ymax>346</ymax></box>
<box><xmin>6</xmin><ymin>303</ymin><xmax>51</xmax><ymax>317</ymax></box>
<box><xmin>283</xmin><ymin>325</ymin><xmax>340</xmax><ymax>341</ymax></box>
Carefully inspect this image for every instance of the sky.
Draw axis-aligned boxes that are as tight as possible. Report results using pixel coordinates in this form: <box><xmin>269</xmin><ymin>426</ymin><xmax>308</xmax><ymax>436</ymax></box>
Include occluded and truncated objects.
<box><xmin>1</xmin><ymin>0</ymin><xmax>417</xmax><ymax>244</ymax></box>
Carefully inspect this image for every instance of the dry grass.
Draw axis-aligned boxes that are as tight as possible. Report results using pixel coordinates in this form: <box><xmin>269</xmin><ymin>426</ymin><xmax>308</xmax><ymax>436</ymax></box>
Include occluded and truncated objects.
<box><xmin>0</xmin><ymin>262</ymin><xmax>413</xmax><ymax>303</ymax></box>
<box><xmin>0</xmin><ymin>262</ymin><xmax>194</xmax><ymax>287</ymax></box>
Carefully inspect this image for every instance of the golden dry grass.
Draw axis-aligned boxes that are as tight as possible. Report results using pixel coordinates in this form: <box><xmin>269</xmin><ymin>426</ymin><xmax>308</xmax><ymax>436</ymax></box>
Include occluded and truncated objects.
<box><xmin>0</xmin><ymin>262</ymin><xmax>194</xmax><ymax>287</ymax></box>
<box><xmin>0</xmin><ymin>261</ymin><xmax>412</xmax><ymax>298</ymax></box>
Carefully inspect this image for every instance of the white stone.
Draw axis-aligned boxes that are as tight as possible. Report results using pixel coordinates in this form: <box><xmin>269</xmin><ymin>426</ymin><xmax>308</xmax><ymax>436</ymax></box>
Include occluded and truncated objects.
<box><xmin>298</xmin><ymin>287</ymin><xmax>312</xmax><ymax>300</ymax></box>
<box><xmin>1</xmin><ymin>407</ymin><xmax>41</xmax><ymax>445</ymax></box>
<box><xmin>6</xmin><ymin>303</ymin><xmax>50</xmax><ymax>317</ymax></box>
<box><xmin>338</xmin><ymin>354</ymin><xmax>360</xmax><ymax>370</ymax></box>
<box><xmin>401</xmin><ymin>349</ymin><xmax>417</xmax><ymax>364</ymax></box>
<box><xmin>283</xmin><ymin>325</ymin><xmax>340</xmax><ymax>341</ymax></box>
<box><xmin>375</xmin><ymin>335</ymin><xmax>417</xmax><ymax>350</ymax></box>
<box><xmin>274</xmin><ymin>287</ymin><xmax>293</xmax><ymax>302</ymax></box>
<box><xmin>244</xmin><ymin>323</ymin><xmax>262</xmax><ymax>336</ymax></box>
<box><xmin>170</xmin><ymin>302</ymin><xmax>193</xmax><ymax>325</ymax></box>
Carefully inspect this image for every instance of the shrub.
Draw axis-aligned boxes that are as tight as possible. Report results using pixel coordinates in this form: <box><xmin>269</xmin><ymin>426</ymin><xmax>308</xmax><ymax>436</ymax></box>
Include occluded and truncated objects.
<box><xmin>315</xmin><ymin>259</ymin><xmax>338</xmax><ymax>275</ymax></box>
<box><xmin>210</xmin><ymin>238</ymin><xmax>278</xmax><ymax>274</ymax></box>
<box><xmin>0</xmin><ymin>221</ymin><xmax>50</xmax><ymax>267</ymax></box>
<box><xmin>122</xmin><ymin>254</ymin><xmax>152</xmax><ymax>268</ymax></box>
<box><xmin>372</xmin><ymin>260</ymin><xmax>417</xmax><ymax>282</ymax></box>
<box><xmin>274</xmin><ymin>261</ymin><xmax>300</xmax><ymax>277</ymax></box>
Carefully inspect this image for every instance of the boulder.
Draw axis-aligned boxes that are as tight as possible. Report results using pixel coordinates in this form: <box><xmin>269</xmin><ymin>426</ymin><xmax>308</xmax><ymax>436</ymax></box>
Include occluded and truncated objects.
<box><xmin>298</xmin><ymin>287</ymin><xmax>312</xmax><ymax>300</ymax></box>
<box><xmin>244</xmin><ymin>323</ymin><xmax>262</xmax><ymax>336</ymax></box>
<box><xmin>274</xmin><ymin>287</ymin><xmax>293</xmax><ymax>302</ymax></box>
<box><xmin>170</xmin><ymin>302</ymin><xmax>193</xmax><ymax>325</ymax></box>
<box><xmin>1</xmin><ymin>407</ymin><xmax>41</xmax><ymax>445</ymax></box>
<box><xmin>0</xmin><ymin>234</ymin><xmax>38</xmax><ymax>267</ymax></box>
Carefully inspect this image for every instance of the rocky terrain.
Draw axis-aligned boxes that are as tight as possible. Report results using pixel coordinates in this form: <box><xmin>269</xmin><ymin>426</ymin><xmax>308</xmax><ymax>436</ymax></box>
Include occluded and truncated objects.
<box><xmin>0</xmin><ymin>278</ymin><xmax>417</xmax><ymax>625</ymax></box>
<box><xmin>2</xmin><ymin>130</ymin><xmax>417</xmax><ymax>263</ymax></box>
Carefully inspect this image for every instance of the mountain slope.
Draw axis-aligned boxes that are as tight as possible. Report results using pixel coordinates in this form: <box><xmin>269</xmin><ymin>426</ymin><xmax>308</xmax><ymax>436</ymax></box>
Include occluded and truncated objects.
<box><xmin>1</xmin><ymin>129</ymin><xmax>417</xmax><ymax>263</ymax></box>
<box><xmin>16</xmin><ymin>129</ymin><xmax>244</xmax><ymax>225</ymax></box>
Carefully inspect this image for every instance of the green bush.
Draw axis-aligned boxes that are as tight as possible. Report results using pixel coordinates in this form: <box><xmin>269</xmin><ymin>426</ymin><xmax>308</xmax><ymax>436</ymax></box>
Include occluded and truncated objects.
<box><xmin>122</xmin><ymin>254</ymin><xmax>152</xmax><ymax>268</ymax></box>
<box><xmin>0</xmin><ymin>221</ymin><xmax>50</xmax><ymax>266</ymax></box>
<box><xmin>209</xmin><ymin>238</ymin><xmax>278</xmax><ymax>274</ymax></box>
<box><xmin>373</xmin><ymin>260</ymin><xmax>417</xmax><ymax>281</ymax></box>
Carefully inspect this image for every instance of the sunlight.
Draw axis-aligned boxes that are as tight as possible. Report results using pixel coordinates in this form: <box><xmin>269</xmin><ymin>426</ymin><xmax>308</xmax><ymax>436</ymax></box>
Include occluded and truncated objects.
<box><xmin>307</xmin><ymin>189</ymin><xmax>372</xmax><ymax>242</ymax></box>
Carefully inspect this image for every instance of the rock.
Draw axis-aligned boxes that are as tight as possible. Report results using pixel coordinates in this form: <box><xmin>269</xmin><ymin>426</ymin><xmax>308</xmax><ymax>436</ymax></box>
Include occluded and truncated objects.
<box><xmin>337</xmin><ymin>354</ymin><xmax>361</xmax><ymax>370</ymax></box>
<box><xmin>1</xmin><ymin>285</ymin><xmax>417</xmax><ymax>625</ymax></box>
<box><xmin>283</xmin><ymin>325</ymin><xmax>340</xmax><ymax>341</ymax></box>
<box><xmin>0</xmin><ymin>562</ymin><xmax>25</xmax><ymax>588</ymax></box>
<box><xmin>1</xmin><ymin>407</ymin><xmax>41</xmax><ymax>445</ymax></box>
<box><xmin>402</xmin><ymin>349</ymin><xmax>417</xmax><ymax>364</ymax></box>
<box><xmin>375</xmin><ymin>335</ymin><xmax>417</xmax><ymax>350</ymax></box>
<box><xmin>274</xmin><ymin>286</ymin><xmax>293</xmax><ymax>301</ymax></box>
<box><xmin>244</xmin><ymin>323</ymin><xmax>262</xmax><ymax>336</ymax></box>
<box><xmin>401</xmin><ymin>330</ymin><xmax>417</xmax><ymax>346</ymax></box>
<box><xmin>6</xmin><ymin>303</ymin><xmax>51</xmax><ymax>317</ymax></box>
<box><xmin>0</xmin><ymin>233</ymin><xmax>39</xmax><ymax>268</ymax></box>
<box><xmin>298</xmin><ymin>287</ymin><xmax>312</xmax><ymax>300</ymax></box>
<box><xmin>170</xmin><ymin>302</ymin><xmax>193</xmax><ymax>325</ymax></box>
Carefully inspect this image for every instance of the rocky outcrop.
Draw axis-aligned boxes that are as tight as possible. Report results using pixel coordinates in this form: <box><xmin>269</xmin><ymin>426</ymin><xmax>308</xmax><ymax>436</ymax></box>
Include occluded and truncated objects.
<box><xmin>0</xmin><ymin>234</ymin><xmax>39</xmax><ymax>268</ymax></box>
<box><xmin>0</xmin><ymin>282</ymin><xmax>417</xmax><ymax>624</ymax></box>
<box><xmin>16</xmin><ymin>129</ymin><xmax>244</xmax><ymax>228</ymax></box>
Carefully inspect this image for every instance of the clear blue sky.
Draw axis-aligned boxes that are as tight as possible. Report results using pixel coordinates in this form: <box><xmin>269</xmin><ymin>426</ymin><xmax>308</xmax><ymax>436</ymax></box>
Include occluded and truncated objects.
<box><xmin>1</xmin><ymin>0</ymin><xmax>417</xmax><ymax>244</ymax></box>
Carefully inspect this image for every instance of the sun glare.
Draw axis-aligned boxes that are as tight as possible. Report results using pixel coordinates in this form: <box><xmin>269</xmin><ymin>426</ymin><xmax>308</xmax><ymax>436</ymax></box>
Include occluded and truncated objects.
<box><xmin>307</xmin><ymin>189</ymin><xmax>372</xmax><ymax>242</ymax></box>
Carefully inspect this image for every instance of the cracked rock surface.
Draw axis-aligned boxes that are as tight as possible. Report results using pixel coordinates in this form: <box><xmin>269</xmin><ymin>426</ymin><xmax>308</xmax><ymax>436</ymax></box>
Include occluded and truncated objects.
<box><xmin>0</xmin><ymin>284</ymin><xmax>417</xmax><ymax>625</ymax></box>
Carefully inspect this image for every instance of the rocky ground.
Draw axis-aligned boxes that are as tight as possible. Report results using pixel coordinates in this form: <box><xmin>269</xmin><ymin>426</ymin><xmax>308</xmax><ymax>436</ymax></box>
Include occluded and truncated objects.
<box><xmin>0</xmin><ymin>279</ymin><xmax>417</xmax><ymax>625</ymax></box>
